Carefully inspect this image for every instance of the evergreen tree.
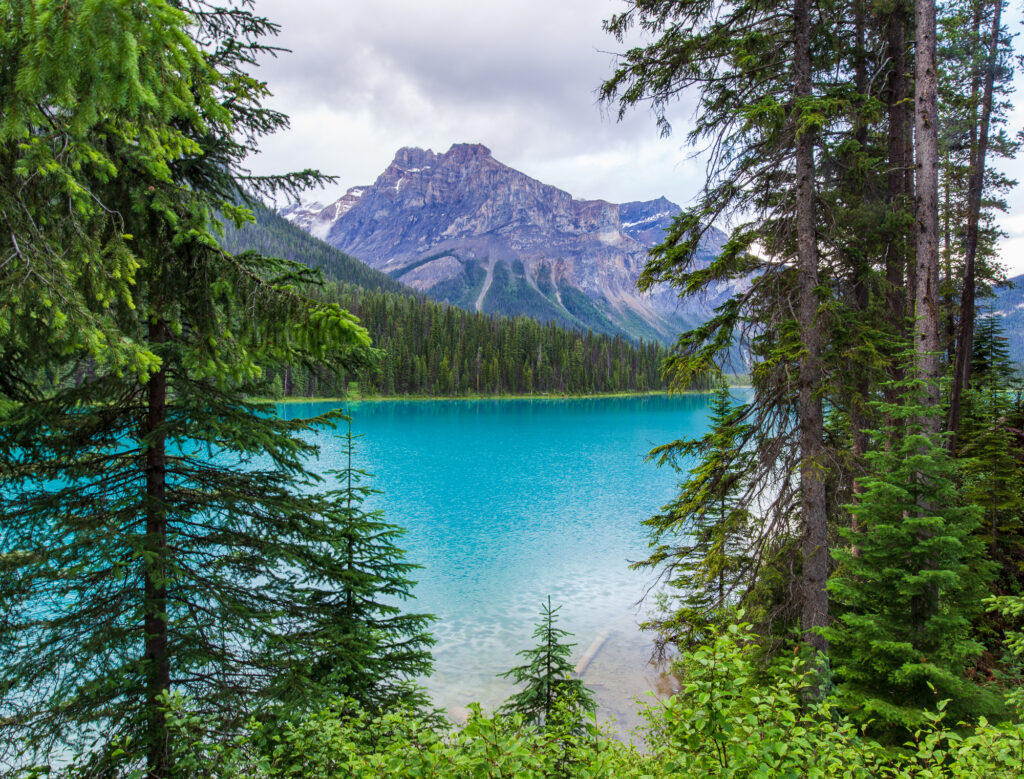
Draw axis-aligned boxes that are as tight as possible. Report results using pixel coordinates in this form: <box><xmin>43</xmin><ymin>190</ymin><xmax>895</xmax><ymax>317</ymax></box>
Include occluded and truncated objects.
<box><xmin>0</xmin><ymin>0</ymin><xmax>213</xmax><ymax>384</ymax></box>
<box><xmin>635</xmin><ymin>382</ymin><xmax>754</xmax><ymax>655</ymax></box>
<box><xmin>826</xmin><ymin>363</ymin><xmax>996</xmax><ymax>733</ymax></box>
<box><xmin>601</xmin><ymin>0</ymin><xmax>866</xmax><ymax>651</ymax></box>
<box><xmin>959</xmin><ymin>317</ymin><xmax>1024</xmax><ymax>600</ymax></box>
<box><xmin>600</xmin><ymin>0</ymin><xmax>1020</xmax><ymax>681</ymax></box>
<box><xmin>0</xmin><ymin>2</ymin><xmax>428</xmax><ymax>775</ymax></box>
<box><xmin>499</xmin><ymin>598</ymin><xmax>596</xmax><ymax>730</ymax></box>
<box><xmin>265</xmin><ymin>424</ymin><xmax>435</xmax><ymax>714</ymax></box>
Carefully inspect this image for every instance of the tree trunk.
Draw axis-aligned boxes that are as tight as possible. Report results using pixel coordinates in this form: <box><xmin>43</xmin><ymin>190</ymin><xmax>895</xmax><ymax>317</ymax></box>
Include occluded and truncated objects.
<box><xmin>848</xmin><ymin>0</ymin><xmax>871</xmax><ymax>556</ymax></box>
<box><xmin>794</xmin><ymin>0</ymin><xmax>828</xmax><ymax>656</ymax></box>
<box><xmin>143</xmin><ymin>319</ymin><xmax>171</xmax><ymax>779</ymax></box>
<box><xmin>912</xmin><ymin>0</ymin><xmax>942</xmax><ymax>635</ymax></box>
<box><xmin>885</xmin><ymin>4</ymin><xmax>909</xmax><ymax>334</ymax></box>
<box><xmin>914</xmin><ymin>0</ymin><xmax>942</xmax><ymax>429</ymax></box>
<box><xmin>949</xmin><ymin>0</ymin><xmax>1003</xmax><ymax>442</ymax></box>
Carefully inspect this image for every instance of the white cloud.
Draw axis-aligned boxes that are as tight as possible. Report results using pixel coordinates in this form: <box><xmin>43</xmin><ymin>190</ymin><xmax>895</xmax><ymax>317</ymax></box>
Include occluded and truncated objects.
<box><xmin>247</xmin><ymin>0</ymin><xmax>700</xmax><ymax>207</ymax></box>
<box><xmin>246</xmin><ymin>0</ymin><xmax>1024</xmax><ymax>275</ymax></box>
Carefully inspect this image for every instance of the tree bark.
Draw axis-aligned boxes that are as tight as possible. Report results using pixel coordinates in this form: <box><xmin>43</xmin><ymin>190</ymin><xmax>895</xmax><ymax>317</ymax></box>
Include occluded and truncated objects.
<box><xmin>949</xmin><ymin>0</ymin><xmax>1003</xmax><ymax>442</ymax></box>
<box><xmin>911</xmin><ymin>0</ymin><xmax>942</xmax><ymax>635</ymax></box>
<box><xmin>914</xmin><ymin>0</ymin><xmax>942</xmax><ymax>430</ymax></box>
<box><xmin>794</xmin><ymin>0</ymin><xmax>828</xmax><ymax>656</ymax></box>
<box><xmin>144</xmin><ymin>318</ymin><xmax>171</xmax><ymax>779</ymax></box>
<box><xmin>886</xmin><ymin>4</ymin><xmax>909</xmax><ymax>334</ymax></box>
<box><xmin>848</xmin><ymin>0</ymin><xmax>870</xmax><ymax>557</ymax></box>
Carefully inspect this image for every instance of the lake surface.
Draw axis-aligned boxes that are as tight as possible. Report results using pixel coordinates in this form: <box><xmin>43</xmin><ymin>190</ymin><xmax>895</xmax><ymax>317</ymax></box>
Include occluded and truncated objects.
<box><xmin>278</xmin><ymin>394</ymin><xmax>723</xmax><ymax>731</ymax></box>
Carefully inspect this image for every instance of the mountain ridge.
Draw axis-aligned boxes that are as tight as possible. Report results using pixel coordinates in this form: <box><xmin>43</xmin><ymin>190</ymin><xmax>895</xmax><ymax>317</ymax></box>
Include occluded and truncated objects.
<box><xmin>282</xmin><ymin>143</ymin><xmax>735</xmax><ymax>343</ymax></box>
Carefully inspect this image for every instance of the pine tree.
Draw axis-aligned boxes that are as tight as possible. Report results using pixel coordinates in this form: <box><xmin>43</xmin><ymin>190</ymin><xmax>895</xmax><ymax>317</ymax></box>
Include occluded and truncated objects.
<box><xmin>499</xmin><ymin>598</ymin><xmax>596</xmax><ymax>730</ymax></box>
<box><xmin>959</xmin><ymin>317</ymin><xmax>1024</xmax><ymax>600</ymax></box>
<box><xmin>635</xmin><ymin>382</ymin><xmax>754</xmax><ymax>655</ymax></box>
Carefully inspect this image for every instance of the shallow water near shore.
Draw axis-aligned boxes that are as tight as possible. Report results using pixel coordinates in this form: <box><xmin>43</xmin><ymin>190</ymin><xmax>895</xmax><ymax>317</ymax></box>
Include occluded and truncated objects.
<box><xmin>278</xmin><ymin>394</ymin><xmax>731</xmax><ymax>735</ymax></box>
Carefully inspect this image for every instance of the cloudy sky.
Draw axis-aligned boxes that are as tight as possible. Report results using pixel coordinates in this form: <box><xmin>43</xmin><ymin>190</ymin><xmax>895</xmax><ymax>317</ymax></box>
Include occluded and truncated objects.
<box><xmin>249</xmin><ymin>0</ymin><xmax>1024</xmax><ymax>276</ymax></box>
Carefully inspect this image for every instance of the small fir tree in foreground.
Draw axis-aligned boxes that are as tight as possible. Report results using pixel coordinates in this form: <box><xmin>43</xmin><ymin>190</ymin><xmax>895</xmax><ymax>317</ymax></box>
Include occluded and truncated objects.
<box><xmin>826</xmin><ymin>364</ymin><xmax>997</xmax><ymax>734</ymax></box>
<box><xmin>500</xmin><ymin>598</ymin><xmax>596</xmax><ymax>729</ymax></box>
<box><xmin>266</xmin><ymin>424</ymin><xmax>435</xmax><ymax>713</ymax></box>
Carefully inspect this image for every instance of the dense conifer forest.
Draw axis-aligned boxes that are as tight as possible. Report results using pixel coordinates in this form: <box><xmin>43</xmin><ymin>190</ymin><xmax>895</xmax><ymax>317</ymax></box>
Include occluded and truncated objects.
<box><xmin>271</xmin><ymin>283</ymin><xmax>669</xmax><ymax>397</ymax></box>
<box><xmin>220</xmin><ymin>205</ymin><xmax>411</xmax><ymax>295</ymax></box>
<box><xmin>4</xmin><ymin>0</ymin><xmax>1024</xmax><ymax>776</ymax></box>
<box><xmin>222</xmin><ymin>208</ymin><xmax>671</xmax><ymax>397</ymax></box>
<box><xmin>600</xmin><ymin>0</ymin><xmax>1024</xmax><ymax>747</ymax></box>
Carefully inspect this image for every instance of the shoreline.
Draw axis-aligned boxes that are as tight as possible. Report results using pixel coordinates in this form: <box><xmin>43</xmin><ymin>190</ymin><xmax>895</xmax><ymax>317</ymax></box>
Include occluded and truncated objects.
<box><xmin>251</xmin><ymin>386</ymin><xmax>751</xmax><ymax>404</ymax></box>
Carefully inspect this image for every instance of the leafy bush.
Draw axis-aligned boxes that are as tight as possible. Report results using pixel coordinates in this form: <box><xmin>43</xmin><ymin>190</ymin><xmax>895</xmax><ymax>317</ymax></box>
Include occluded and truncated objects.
<box><xmin>28</xmin><ymin>622</ymin><xmax>1024</xmax><ymax>777</ymax></box>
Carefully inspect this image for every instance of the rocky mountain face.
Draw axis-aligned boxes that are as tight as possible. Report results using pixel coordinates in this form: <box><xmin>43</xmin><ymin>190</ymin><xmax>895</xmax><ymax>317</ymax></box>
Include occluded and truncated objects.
<box><xmin>282</xmin><ymin>143</ymin><xmax>733</xmax><ymax>343</ymax></box>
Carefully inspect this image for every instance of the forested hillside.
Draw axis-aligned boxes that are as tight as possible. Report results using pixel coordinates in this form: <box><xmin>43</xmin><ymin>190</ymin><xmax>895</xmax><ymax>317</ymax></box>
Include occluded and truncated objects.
<box><xmin>220</xmin><ymin>205</ymin><xmax>410</xmax><ymax>294</ymax></box>
<box><xmin>222</xmin><ymin>207</ymin><xmax>670</xmax><ymax>397</ymax></box>
<box><xmin>275</xmin><ymin>283</ymin><xmax>668</xmax><ymax>396</ymax></box>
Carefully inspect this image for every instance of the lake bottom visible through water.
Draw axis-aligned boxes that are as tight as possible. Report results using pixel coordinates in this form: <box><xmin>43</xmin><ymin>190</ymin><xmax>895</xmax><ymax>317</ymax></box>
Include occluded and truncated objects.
<box><xmin>278</xmin><ymin>395</ymin><xmax>728</xmax><ymax>736</ymax></box>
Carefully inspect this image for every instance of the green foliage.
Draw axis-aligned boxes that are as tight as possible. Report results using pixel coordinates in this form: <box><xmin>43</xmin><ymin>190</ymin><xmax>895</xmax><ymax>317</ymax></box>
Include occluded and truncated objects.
<box><xmin>986</xmin><ymin>595</ymin><xmax>1024</xmax><ymax>713</ymax></box>
<box><xmin>499</xmin><ymin>598</ymin><xmax>596</xmax><ymax>732</ymax></box>
<box><xmin>827</xmin><ymin>365</ymin><xmax>998</xmax><ymax>733</ymax></box>
<box><xmin>646</xmin><ymin>621</ymin><xmax>1024</xmax><ymax>778</ymax></box>
<box><xmin>635</xmin><ymin>381</ymin><xmax>755</xmax><ymax>653</ymax></box>
<box><xmin>956</xmin><ymin>317</ymin><xmax>1024</xmax><ymax>681</ymax></box>
<box><xmin>960</xmin><ymin>317</ymin><xmax>1024</xmax><ymax>596</ymax></box>
<box><xmin>179</xmin><ymin>699</ymin><xmax>632</xmax><ymax>779</ymax></box>
<box><xmin>600</xmin><ymin>0</ymin><xmax>1023</xmax><ymax>684</ymax></box>
<box><xmin>645</xmin><ymin>622</ymin><xmax>887</xmax><ymax>776</ymax></box>
<box><xmin>34</xmin><ymin>623</ymin><xmax>1024</xmax><ymax>778</ymax></box>
<box><xmin>0</xmin><ymin>0</ymin><xmax>213</xmax><ymax>379</ymax></box>
<box><xmin>252</xmin><ymin>282</ymin><xmax>670</xmax><ymax>398</ymax></box>
<box><xmin>0</xmin><ymin>381</ymin><xmax>442</xmax><ymax>765</ymax></box>
<box><xmin>0</xmin><ymin>1</ymin><xmax>419</xmax><ymax>774</ymax></box>
<box><xmin>220</xmin><ymin>207</ymin><xmax>410</xmax><ymax>295</ymax></box>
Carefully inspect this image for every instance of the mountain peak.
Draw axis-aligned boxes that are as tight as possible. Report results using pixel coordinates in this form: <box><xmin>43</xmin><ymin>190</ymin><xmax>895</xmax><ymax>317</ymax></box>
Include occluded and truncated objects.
<box><xmin>444</xmin><ymin>142</ymin><xmax>492</xmax><ymax>162</ymax></box>
<box><xmin>392</xmin><ymin>146</ymin><xmax>438</xmax><ymax>169</ymax></box>
<box><xmin>279</xmin><ymin>145</ymin><xmax>731</xmax><ymax>343</ymax></box>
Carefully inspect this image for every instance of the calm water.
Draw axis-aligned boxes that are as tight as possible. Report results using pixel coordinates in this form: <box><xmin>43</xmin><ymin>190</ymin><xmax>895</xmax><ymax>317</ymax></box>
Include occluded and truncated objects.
<box><xmin>278</xmin><ymin>394</ymin><xmax>722</xmax><ymax>729</ymax></box>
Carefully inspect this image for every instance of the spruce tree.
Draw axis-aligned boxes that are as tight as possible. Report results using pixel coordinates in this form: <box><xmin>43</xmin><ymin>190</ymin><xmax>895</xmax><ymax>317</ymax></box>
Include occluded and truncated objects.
<box><xmin>265</xmin><ymin>423</ymin><xmax>435</xmax><ymax>714</ymax></box>
<box><xmin>635</xmin><ymin>381</ymin><xmax>754</xmax><ymax>655</ymax></box>
<box><xmin>0</xmin><ymin>0</ymin><xmax>215</xmax><ymax>383</ymax></box>
<box><xmin>826</xmin><ymin>362</ymin><xmax>996</xmax><ymax>733</ymax></box>
<box><xmin>499</xmin><ymin>598</ymin><xmax>596</xmax><ymax>730</ymax></box>
<box><xmin>0</xmin><ymin>1</ymin><xmax>431</xmax><ymax>775</ymax></box>
<box><xmin>958</xmin><ymin>317</ymin><xmax>1024</xmax><ymax>600</ymax></box>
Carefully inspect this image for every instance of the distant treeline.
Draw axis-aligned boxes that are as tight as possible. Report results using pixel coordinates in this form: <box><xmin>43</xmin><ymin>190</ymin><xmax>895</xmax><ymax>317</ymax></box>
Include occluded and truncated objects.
<box><xmin>221</xmin><ymin>208</ymin><xmax>671</xmax><ymax>398</ymax></box>
<box><xmin>273</xmin><ymin>283</ymin><xmax>669</xmax><ymax>397</ymax></box>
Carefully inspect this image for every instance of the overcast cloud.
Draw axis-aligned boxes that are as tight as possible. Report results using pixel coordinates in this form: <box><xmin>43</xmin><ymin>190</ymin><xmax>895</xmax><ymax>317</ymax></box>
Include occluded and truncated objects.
<box><xmin>247</xmin><ymin>0</ymin><xmax>1024</xmax><ymax>275</ymax></box>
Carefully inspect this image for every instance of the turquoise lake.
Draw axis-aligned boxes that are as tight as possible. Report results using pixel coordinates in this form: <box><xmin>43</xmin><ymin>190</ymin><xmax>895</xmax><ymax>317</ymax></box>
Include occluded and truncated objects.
<box><xmin>278</xmin><ymin>394</ymin><xmax>723</xmax><ymax>729</ymax></box>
